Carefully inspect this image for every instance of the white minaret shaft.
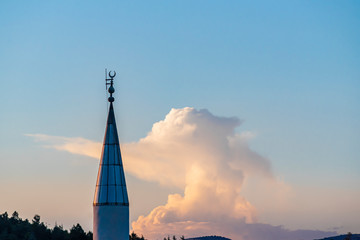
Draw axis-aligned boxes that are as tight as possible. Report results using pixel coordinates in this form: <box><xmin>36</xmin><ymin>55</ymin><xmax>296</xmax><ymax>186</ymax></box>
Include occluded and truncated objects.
<box><xmin>93</xmin><ymin>71</ymin><xmax>129</xmax><ymax>240</ymax></box>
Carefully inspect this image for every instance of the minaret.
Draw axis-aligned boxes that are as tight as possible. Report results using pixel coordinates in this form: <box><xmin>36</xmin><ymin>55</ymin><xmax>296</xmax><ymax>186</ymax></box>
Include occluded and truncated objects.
<box><xmin>93</xmin><ymin>71</ymin><xmax>129</xmax><ymax>240</ymax></box>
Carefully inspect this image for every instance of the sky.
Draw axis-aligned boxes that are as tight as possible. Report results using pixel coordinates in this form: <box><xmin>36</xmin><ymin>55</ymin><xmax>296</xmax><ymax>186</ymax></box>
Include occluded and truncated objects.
<box><xmin>0</xmin><ymin>1</ymin><xmax>359</xmax><ymax>239</ymax></box>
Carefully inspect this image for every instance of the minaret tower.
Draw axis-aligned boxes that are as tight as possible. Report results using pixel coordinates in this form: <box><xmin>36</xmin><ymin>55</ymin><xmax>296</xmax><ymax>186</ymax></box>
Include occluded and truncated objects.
<box><xmin>93</xmin><ymin>71</ymin><xmax>129</xmax><ymax>240</ymax></box>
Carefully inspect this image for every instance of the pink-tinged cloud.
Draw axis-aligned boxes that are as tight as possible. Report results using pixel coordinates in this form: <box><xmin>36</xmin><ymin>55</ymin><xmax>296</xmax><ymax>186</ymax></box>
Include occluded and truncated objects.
<box><xmin>125</xmin><ymin>108</ymin><xmax>335</xmax><ymax>240</ymax></box>
<box><xmin>27</xmin><ymin>107</ymin><xmax>336</xmax><ymax>240</ymax></box>
<box><xmin>124</xmin><ymin>108</ymin><xmax>272</xmax><ymax>189</ymax></box>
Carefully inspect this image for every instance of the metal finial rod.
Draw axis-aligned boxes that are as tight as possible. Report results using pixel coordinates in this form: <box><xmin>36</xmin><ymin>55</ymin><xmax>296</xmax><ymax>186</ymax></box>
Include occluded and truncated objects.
<box><xmin>105</xmin><ymin>70</ymin><xmax>116</xmax><ymax>102</ymax></box>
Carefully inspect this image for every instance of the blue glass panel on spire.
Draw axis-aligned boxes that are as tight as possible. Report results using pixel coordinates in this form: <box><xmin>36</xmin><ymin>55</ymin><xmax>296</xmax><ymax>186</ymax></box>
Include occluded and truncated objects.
<box><xmin>93</xmin><ymin>102</ymin><xmax>129</xmax><ymax>206</ymax></box>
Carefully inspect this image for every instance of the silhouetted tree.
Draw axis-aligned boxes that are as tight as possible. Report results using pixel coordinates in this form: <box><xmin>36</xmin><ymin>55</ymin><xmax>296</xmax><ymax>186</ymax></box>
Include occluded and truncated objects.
<box><xmin>52</xmin><ymin>225</ymin><xmax>69</xmax><ymax>240</ymax></box>
<box><xmin>11</xmin><ymin>211</ymin><xmax>20</xmax><ymax>221</ymax></box>
<box><xmin>32</xmin><ymin>215</ymin><xmax>40</xmax><ymax>225</ymax></box>
<box><xmin>345</xmin><ymin>232</ymin><xmax>352</xmax><ymax>240</ymax></box>
<box><xmin>69</xmin><ymin>223</ymin><xmax>87</xmax><ymax>240</ymax></box>
<box><xmin>130</xmin><ymin>231</ymin><xmax>138</xmax><ymax>239</ymax></box>
<box><xmin>86</xmin><ymin>231</ymin><xmax>93</xmax><ymax>240</ymax></box>
<box><xmin>32</xmin><ymin>220</ymin><xmax>51</xmax><ymax>240</ymax></box>
<box><xmin>130</xmin><ymin>231</ymin><xmax>145</xmax><ymax>240</ymax></box>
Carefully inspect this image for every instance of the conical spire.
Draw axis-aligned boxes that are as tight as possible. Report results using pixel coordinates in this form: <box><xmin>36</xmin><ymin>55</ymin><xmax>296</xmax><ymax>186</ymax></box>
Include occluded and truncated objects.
<box><xmin>93</xmin><ymin>80</ymin><xmax>128</xmax><ymax>206</ymax></box>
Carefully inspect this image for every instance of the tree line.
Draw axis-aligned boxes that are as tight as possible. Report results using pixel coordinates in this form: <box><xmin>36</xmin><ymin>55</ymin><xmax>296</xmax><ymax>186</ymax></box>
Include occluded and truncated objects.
<box><xmin>0</xmin><ymin>211</ymin><xmax>92</xmax><ymax>240</ymax></box>
<box><xmin>0</xmin><ymin>211</ymin><xmax>188</xmax><ymax>240</ymax></box>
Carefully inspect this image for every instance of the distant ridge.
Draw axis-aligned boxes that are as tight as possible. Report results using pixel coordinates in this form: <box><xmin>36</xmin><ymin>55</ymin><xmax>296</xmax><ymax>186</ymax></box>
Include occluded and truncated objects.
<box><xmin>186</xmin><ymin>236</ymin><xmax>231</xmax><ymax>240</ymax></box>
<box><xmin>316</xmin><ymin>234</ymin><xmax>360</xmax><ymax>240</ymax></box>
<box><xmin>184</xmin><ymin>234</ymin><xmax>360</xmax><ymax>240</ymax></box>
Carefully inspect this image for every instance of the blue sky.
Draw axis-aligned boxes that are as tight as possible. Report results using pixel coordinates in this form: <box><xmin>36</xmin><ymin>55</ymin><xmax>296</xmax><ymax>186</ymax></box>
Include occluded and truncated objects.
<box><xmin>0</xmin><ymin>1</ymin><xmax>359</xmax><ymax>238</ymax></box>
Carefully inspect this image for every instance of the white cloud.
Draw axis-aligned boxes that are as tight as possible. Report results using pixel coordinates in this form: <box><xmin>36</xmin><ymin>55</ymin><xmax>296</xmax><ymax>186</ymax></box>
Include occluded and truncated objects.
<box><xmin>27</xmin><ymin>107</ymin><xmax>336</xmax><ymax>240</ymax></box>
<box><xmin>124</xmin><ymin>108</ymin><xmax>272</xmax><ymax>189</ymax></box>
<box><xmin>25</xmin><ymin>134</ymin><xmax>101</xmax><ymax>159</ymax></box>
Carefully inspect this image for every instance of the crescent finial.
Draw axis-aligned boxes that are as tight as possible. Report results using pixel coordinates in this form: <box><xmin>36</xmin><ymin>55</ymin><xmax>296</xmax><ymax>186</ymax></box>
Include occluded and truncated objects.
<box><xmin>109</xmin><ymin>71</ymin><xmax>116</xmax><ymax>79</ymax></box>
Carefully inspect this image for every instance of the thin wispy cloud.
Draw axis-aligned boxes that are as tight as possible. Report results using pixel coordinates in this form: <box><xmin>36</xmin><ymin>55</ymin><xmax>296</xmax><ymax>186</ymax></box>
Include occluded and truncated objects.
<box><xmin>25</xmin><ymin>134</ymin><xmax>101</xmax><ymax>159</ymax></box>
<box><xmin>27</xmin><ymin>107</ymin><xmax>336</xmax><ymax>240</ymax></box>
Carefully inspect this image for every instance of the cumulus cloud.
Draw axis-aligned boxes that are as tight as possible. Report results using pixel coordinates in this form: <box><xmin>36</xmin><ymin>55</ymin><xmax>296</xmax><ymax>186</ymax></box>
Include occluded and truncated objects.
<box><xmin>124</xmin><ymin>108</ymin><xmax>271</xmax><ymax>189</ymax></box>
<box><xmin>27</xmin><ymin>107</ymin><xmax>336</xmax><ymax>240</ymax></box>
